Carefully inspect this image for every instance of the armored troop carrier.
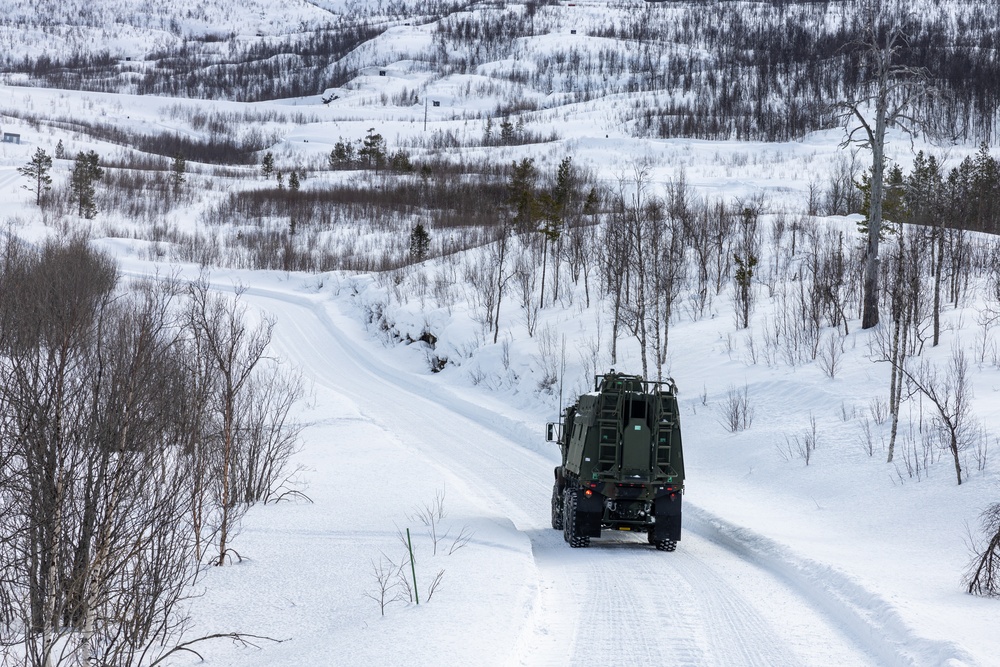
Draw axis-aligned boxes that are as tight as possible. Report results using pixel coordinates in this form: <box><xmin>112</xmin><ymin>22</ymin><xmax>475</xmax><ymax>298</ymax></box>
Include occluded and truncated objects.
<box><xmin>547</xmin><ymin>371</ymin><xmax>685</xmax><ymax>550</ymax></box>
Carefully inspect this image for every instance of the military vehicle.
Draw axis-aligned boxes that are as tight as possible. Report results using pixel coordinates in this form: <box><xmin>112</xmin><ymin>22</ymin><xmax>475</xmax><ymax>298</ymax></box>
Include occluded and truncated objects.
<box><xmin>547</xmin><ymin>371</ymin><xmax>684</xmax><ymax>550</ymax></box>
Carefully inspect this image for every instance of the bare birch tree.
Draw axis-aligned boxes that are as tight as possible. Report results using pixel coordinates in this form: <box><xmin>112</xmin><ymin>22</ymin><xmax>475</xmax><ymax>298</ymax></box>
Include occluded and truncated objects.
<box><xmin>837</xmin><ymin>0</ymin><xmax>933</xmax><ymax>329</ymax></box>
<box><xmin>1</xmin><ymin>241</ymin><xmax>295</xmax><ymax>665</ymax></box>
<box><xmin>186</xmin><ymin>278</ymin><xmax>275</xmax><ymax>566</ymax></box>
<box><xmin>897</xmin><ymin>346</ymin><xmax>973</xmax><ymax>485</ymax></box>
<box><xmin>0</xmin><ymin>240</ymin><xmax>204</xmax><ymax>666</ymax></box>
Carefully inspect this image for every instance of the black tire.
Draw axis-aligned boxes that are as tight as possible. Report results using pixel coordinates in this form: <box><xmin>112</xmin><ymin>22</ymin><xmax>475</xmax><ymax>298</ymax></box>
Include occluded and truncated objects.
<box><xmin>654</xmin><ymin>539</ymin><xmax>677</xmax><ymax>552</ymax></box>
<box><xmin>565</xmin><ymin>492</ymin><xmax>590</xmax><ymax>548</ymax></box>
<box><xmin>647</xmin><ymin>528</ymin><xmax>656</xmax><ymax>545</ymax></box>
<box><xmin>551</xmin><ymin>484</ymin><xmax>564</xmax><ymax>530</ymax></box>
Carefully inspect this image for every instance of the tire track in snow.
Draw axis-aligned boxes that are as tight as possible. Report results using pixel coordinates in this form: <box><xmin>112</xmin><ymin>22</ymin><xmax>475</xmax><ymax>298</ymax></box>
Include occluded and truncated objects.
<box><xmin>669</xmin><ymin>546</ymin><xmax>797</xmax><ymax>666</ymax></box>
<box><xmin>686</xmin><ymin>507</ymin><xmax>980</xmax><ymax>667</ymax></box>
<box><xmin>570</xmin><ymin>548</ymin><xmax>706</xmax><ymax>665</ymax></box>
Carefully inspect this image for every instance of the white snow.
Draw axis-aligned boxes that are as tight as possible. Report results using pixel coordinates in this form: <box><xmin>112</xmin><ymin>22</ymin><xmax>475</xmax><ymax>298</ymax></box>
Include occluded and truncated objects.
<box><xmin>1</xmin><ymin>1</ymin><xmax>999</xmax><ymax>663</ymax></box>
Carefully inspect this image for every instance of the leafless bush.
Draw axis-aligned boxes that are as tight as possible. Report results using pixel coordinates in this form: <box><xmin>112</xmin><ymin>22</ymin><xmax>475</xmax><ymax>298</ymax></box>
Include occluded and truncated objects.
<box><xmin>744</xmin><ymin>330</ymin><xmax>759</xmax><ymax>365</ymax></box>
<box><xmin>974</xmin><ymin>307</ymin><xmax>998</xmax><ymax>364</ymax></box>
<box><xmin>784</xmin><ymin>413</ymin><xmax>818</xmax><ymax>465</ymax></box>
<box><xmin>0</xmin><ymin>240</ymin><xmax>285</xmax><ymax>665</ymax></box>
<box><xmin>534</xmin><ymin>325</ymin><xmax>560</xmax><ymax>393</ymax></box>
<box><xmin>390</xmin><ymin>490</ymin><xmax>473</xmax><ymax>608</ymax></box>
<box><xmin>718</xmin><ymin>384</ymin><xmax>754</xmax><ymax>432</ymax></box>
<box><xmin>856</xmin><ymin>417</ymin><xmax>877</xmax><ymax>457</ymax></box>
<box><xmin>395</xmin><ymin>557</ymin><xmax>415</xmax><ymax>604</ymax></box>
<box><xmin>898</xmin><ymin>425</ymin><xmax>935</xmax><ymax>482</ymax></box>
<box><xmin>425</xmin><ymin>570</ymin><xmax>446</xmax><ymax>601</ymax></box>
<box><xmin>970</xmin><ymin>427</ymin><xmax>991</xmax><ymax>474</ymax></box>
<box><xmin>869</xmin><ymin>395</ymin><xmax>890</xmax><ymax>425</ymax></box>
<box><xmin>822</xmin><ymin>153</ymin><xmax>862</xmax><ymax>216</ymax></box>
<box><xmin>365</xmin><ymin>554</ymin><xmax>404</xmax><ymax>616</ymax></box>
<box><xmin>233</xmin><ymin>365</ymin><xmax>305</xmax><ymax>504</ymax></box>
<box><xmin>966</xmin><ymin>503</ymin><xmax>1000</xmax><ymax>597</ymax></box>
<box><xmin>410</xmin><ymin>488</ymin><xmax>447</xmax><ymax>555</ymax></box>
<box><xmin>448</xmin><ymin>526</ymin><xmax>474</xmax><ymax>555</ymax></box>
<box><xmin>515</xmin><ymin>253</ymin><xmax>539</xmax><ymax>337</ymax></box>
<box><xmin>817</xmin><ymin>330</ymin><xmax>846</xmax><ymax>378</ymax></box>
<box><xmin>900</xmin><ymin>346</ymin><xmax>975</xmax><ymax>485</ymax></box>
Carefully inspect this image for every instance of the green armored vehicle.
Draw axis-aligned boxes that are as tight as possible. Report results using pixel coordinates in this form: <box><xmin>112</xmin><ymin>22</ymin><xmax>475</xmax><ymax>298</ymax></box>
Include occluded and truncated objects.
<box><xmin>547</xmin><ymin>371</ymin><xmax>685</xmax><ymax>550</ymax></box>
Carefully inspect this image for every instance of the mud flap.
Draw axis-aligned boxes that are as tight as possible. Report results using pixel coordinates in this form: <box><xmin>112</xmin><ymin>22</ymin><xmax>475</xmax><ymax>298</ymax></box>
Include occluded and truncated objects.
<box><xmin>654</xmin><ymin>493</ymin><xmax>682</xmax><ymax>542</ymax></box>
<box><xmin>575</xmin><ymin>491</ymin><xmax>604</xmax><ymax>538</ymax></box>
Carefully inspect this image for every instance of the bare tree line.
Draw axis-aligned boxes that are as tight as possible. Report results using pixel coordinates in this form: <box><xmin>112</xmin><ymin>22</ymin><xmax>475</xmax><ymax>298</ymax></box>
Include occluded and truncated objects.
<box><xmin>433</xmin><ymin>0</ymin><xmax>1000</xmax><ymax>144</ymax></box>
<box><xmin>0</xmin><ymin>238</ymin><xmax>302</xmax><ymax>666</ymax></box>
<box><xmin>4</xmin><ymin>1</ymin><xmax>999</xmax><ymax>145</ymax></box>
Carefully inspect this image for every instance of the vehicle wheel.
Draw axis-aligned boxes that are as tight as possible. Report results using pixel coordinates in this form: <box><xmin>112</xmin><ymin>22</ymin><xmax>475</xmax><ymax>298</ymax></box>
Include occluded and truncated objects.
<box><xmin>654</xmin><ymin>539</ymin><xmax>677</xmax><ymax>552</ymax></box>
<box><xmin>565</xmin><ymin>492</ymin><xmax>589</xmax><ymax>548</ymax></box>
<box><xmin>647</xmin><ymin>529</ymin><xmax>656</xmax><ymax>545</ymax></box>
<box><xmin>551</xmin><ymin>484</ymin><xmax>564</xmax><ymax>530</ymax></box>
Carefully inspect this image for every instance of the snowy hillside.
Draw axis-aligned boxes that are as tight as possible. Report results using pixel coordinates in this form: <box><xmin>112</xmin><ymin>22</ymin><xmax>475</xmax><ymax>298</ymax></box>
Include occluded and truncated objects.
<box><xmin>2</xmin><ymin>0</ymin><xmax>1000</xmax><ymax>665</ymax></box>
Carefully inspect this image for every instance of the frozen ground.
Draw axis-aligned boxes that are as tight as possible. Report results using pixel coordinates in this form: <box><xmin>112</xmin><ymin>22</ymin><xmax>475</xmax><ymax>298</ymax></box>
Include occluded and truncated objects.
<box><xmin>1</xmin><ymin>0</ymin><xmax>998</xmax><ymax>660</ymax></box>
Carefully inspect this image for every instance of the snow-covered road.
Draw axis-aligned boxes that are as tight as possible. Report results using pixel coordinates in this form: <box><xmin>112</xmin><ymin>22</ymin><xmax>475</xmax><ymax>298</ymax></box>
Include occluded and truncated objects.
<box><xmin>184</xmin><ymin>283</ymin><xmax>891</xmax><ymax>667</ymax></box>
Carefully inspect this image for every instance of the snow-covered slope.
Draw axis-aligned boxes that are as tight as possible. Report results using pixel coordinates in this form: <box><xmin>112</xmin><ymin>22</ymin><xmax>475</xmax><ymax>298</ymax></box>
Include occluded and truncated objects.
<box><xmin>1</xmin><ymin>0</ymin><xmax>999</xmax><ymax>664</ymax></box>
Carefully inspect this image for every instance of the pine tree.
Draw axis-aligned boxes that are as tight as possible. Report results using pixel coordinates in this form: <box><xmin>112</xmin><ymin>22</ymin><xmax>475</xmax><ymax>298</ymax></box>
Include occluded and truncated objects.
<box><xmin>17</xmin><ymin>147</ymin><xmax>53</xmax><ymax>206</ymax></box>
<box><xmin>409</xmin><ymin>223</ymin><xmax>431</xmax><ymax>262</ymax></box>
<box><xmin>903</xmin><ymin>151</ymin><xmax>942</xmax><ymax>226</ymax></box>
<box><xmin>499</xmin><ymin>116</ymin><xmax>515</xmax><ymax>145</ymax></box>
<box><xmin>389</xmin><ymin>150</ymin><xmax>412</xmax><ymax>172</ymax></box>
<box><xmin>288</xmin><ymin>171</ymin><xmax>300</xmax><ymax>192</ymax></box>
<box><xmin>483</xmin><ymin>117</ymin><xmax>494</xmax><ymax>145</ymax></box>
<box><xmin>54</xmin><ymin>139</ymin><xmax>65</xmax><ymax>159</ymax></box>
<box><xmin>971</xmin><ymin>143</ymin><xmax>1000</xmax><ymax>233</ymax></box>
<box><xmin>329</xmin><ymin>139</ymin><xmax>355</xmax><ymax>169</ymax></box>
<box><xmin>508</xmin><ymin>158</ymin><xmax>538</xmax><ymax>232</ymax></box>
<box><xmin>536</xmin><ymin>157</ymin><xmax>574</xmax><ymax>309</ymax></box>
<box><xmin>70</xmin><ymin>150</ymin><xmax>103</xmax><ymax>219</ymax></box>
<box><xmin>857</xmin><ymin>163</ymin><xmax>904</xmax><ymax>239</ymax></box>
<box><xmin>359</xmin><ymin>129</ymin><xmax>387</xmax><ymax>172</ymax></box>
<box><xmin>261</xmin><ymin>151</ymin><xmax>275</xmax><ymax>179</ymax></box>
<box><xmin>583</xmin><ymin>186</ymin><xmax>600</xmax><ymax>216</ymax></box>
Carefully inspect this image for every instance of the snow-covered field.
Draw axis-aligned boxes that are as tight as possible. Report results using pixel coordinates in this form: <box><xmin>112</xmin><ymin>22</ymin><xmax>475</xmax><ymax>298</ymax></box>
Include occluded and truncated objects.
<box><xmin>2</xmin><ymin>0</ymin><xmax>1000</xmax><ymax>664</ymax></box>
<box><xmin>136</xmin><ymin>267</ymin><xmax>994</xmax><ymax>667</ymax></box>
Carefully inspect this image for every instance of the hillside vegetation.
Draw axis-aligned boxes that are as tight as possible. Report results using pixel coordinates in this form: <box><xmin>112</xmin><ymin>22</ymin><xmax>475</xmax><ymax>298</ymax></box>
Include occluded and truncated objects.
<box><xmin>1</xmin><ymin>1</ymin><xmax>1000</xmax><ymax>665</ymax></box>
